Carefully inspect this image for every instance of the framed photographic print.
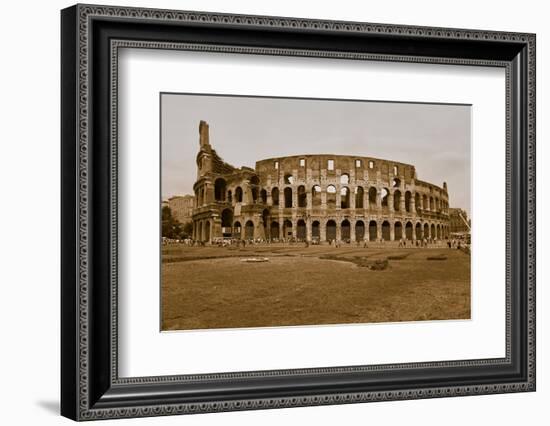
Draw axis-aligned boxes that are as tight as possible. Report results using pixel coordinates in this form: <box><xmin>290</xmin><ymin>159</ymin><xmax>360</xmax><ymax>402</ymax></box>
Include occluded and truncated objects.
<box><xmin>61</xmin><ymin>4</ymin><xmax>536</xmax><ymax>421</ymax></box>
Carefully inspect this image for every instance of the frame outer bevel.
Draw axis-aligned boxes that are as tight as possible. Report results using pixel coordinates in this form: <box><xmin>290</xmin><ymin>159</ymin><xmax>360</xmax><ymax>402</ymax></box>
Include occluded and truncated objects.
<box><xmin>60</xmin><ymin>3</ymin><xmax>536</xmax><ymax>421</ymax></box>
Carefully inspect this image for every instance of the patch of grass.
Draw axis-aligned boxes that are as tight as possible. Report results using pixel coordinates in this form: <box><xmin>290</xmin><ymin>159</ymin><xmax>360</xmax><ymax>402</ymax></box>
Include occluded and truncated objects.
<box><xmin>161</xmin><ymin>246</ymin><xmax>470</xmax><ymax>330</ymax></box>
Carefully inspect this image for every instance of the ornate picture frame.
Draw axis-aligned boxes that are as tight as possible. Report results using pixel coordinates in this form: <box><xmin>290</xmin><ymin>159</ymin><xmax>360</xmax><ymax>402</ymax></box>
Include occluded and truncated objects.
<box><xmin>61</xmin><ymin>4</ymin><xmax>535</xmax><ymax>421</ymax></box>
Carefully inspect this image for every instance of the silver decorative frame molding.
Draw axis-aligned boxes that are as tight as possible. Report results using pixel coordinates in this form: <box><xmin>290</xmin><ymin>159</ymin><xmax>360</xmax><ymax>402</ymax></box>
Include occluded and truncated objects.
<box><xmin>61</xmin><ymin>4</ymin><xmax>536</xmax><ymax>421</ymax></box>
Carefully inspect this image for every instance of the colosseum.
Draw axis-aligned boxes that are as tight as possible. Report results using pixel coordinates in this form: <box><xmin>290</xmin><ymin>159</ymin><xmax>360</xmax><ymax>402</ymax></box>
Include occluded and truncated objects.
<box><xmin>192</xmin><ymin>120</ymin><xmax>451</xmax><ymax>243</ymax></box>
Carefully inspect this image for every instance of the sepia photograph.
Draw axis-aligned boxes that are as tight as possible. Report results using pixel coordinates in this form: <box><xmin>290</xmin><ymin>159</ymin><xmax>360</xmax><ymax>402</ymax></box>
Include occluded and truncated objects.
<box><xmin>160</xmin><ymin>93</ymin><xmax>472</xmax><ymax>331</ymax></box>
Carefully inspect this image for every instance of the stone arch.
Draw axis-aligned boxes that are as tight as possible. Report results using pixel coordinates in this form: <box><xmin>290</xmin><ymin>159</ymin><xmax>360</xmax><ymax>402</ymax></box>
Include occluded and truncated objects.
<box><xmin>283</xmin><ymin>219</ymin><xmax>293</xmax><ymax>238</ymax></box>
<box><xmin>355</xmin><ymin>220</ymin><xmax>365</xmax><ymax>241</ymax></box>
<box><xmin>326</xmin><ymin>219</ymin><xmax>337</xmax><ymax>241</ymax></box>
<box><xmin>394</xmin><ymin>221</ymin><xmax>403</xmax><ymax>240</ymax></box>
<box><xmin>381</xmin><ymin>188</ymin><xmax>389</xmax><ymax>208</ymax></box>
<box><xmin>235</xmin><ymin>186</ymin><xmax>243</xmax><ymax>203</ymax></box>
<box><xmin>415</xmin><ymin>222</ymin><xmax>422</xmax><ymax>240</ymax></box>
<box><xmin>405</xmin><ymin>221</ymin><xmax>413</xmax><ymax>240</ymax></box>
<box><xmin>405</xmin><ymin>191</ymin><xmax>412</xmax><ymax>212</ymax></box>
<box><xmin>245</xmin><ymin>220</ymin><xmax>254</xmax><ymax>240</ymax></box>
<box><xmin>326</xmin><ymin>185</ymin><xmax>337</xmax><ymax>209</ymax></box>
<box><xmin>227</xmin><ymin>190</ymin><xmax>232</xmax><ymax>204</ymax></box>
<box><xmin>284</xmin><ymin>187</ymin><xmax>293</xmax><ymax>208</ymax></box>
<box><xmin>429</xmin><ymin>196</ymin><xmax>434</xmax><ymax>211</ymax></box>
<box><xmin>415</xmin><ymin>193</ymin><xmax>421</xmax><ymax>212</ymax></box>
<box><xmin>221</xmin><ymin>208</ymin><xmax>233</xmax><ymax>237</ymax></box>
<box><xmin>368</xmin><ymin>187</ymin><xmax>377</xmax><ymax>208</ymax></box>
<box><xmin>214</xmin><ymin>178</ymin><xmax>226</xmax><ymax>201</ymax></box>
<box><xmin>271</xmin><ymin>187</ymin><xmax>279</xmax><ymax>206</ymax></box>
<box><xmin>437</xmin><ymin>224</ymin><xmax>441</xmax><ymax>239</ymax></box>
<box><xmin>297</xmin><ymin>185</ymin><xmax>307</xmax><ymax>208</ymax></box>
<box><xmin>341</xmin><ymin>219</ymin><xmax>351</xmax><ymax>241</ymax></box>
<box><xmin>340</xmin><ymin>187</ymin><xmax>350</xmax><ymax>209</ymax></box>
<box><xmin>422</xmin><ymin>194</ymin><xmax>428</xmax><ymax>210</ymax></box>
<box><xmin>394</xmin><ymin>190</ymin><xmax>402</xmax><ymax>212</ymax></box>
<box><xmin>297</xmin><ymin>219</ymin><xmax>306</xmax><ymax>240</ymax></box>
<box><xmin>312</xmin><ymin>220</ymin><xmax>320</xmax><ymax>239</ymax></box>
<box><xmin>284</xmin><ymin>174</ymin><xmax>294</xmax><ymax>184</ymax></box>
<box><xmin>270</xmin><ymin>221</ymin><xmax>279</xmax><ymax>239</ymax></box>
<box><xmin>392</xmin><ymin>177</ymin><xmax>401</xmax><ymax>188</ymax></box>
<box><xmin>369</xmin><ymin>220</ymin><xmax>377</xmax><ymax>241</ymax></box>
<box><xmin>233</xmin><ymin>221</ymin><xmax>242</xmax><ymax>239</ymax></box>
<box><xmin>312</xmin><ymin>185</ymin><xmax>322</xmax><ymax>207</ymax></box>
<box><xmin>198</xmin><ymin>221</ymin><xmax>203</xmax><ymax>241</ymax></box>
<box><xmin>260</xmin><ymin>189</ymin><xmax>267</xmax><ymax>204</ymax></box>
<box><xmin>355</xmin><ymin>186</ymin><xmax>364</xmax><ymax>208</ymax></box>
<box><xmin>424</xmin><ymin>223</ymin><xmax>429</xmax><ymax>238</ymax></box>
<box><xmin>382</xmin><ymin>220</ymin><xmax>391</xmax><ymax>241</ymax></box>
<box><xmin>205</xmin><ymin>221</ymin><xmax>211</xmax><ymax>242</ymax></box>
<box><xmin>431</xmin><ymin>223</ymin><xmax>436</xmax><ymax>239</ymax></box>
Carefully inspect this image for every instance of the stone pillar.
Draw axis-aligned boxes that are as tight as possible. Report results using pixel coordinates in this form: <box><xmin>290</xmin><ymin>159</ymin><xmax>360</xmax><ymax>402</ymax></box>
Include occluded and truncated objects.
<box><xmin>306</xmin><ymin>218</ymin><xmax>312</xmax><ymax>242</ymax></box>
<box><xmin>377</xmin><ymin>222</ymin><xmax>383</xmax><ymax>242</ymax></box>
<box><xmin>292</xmin><ymin>186</ymin><xmax>298</xmax><ymax>208</ymax></box>
<box><xmin>336</xmin><ymin>186</ymin><xmax>341</xmax><ymax>210</ymax></box>
<box><xmin>350</xmin><ymin>219</ymin><xmax>356</xmax><ymax>242</ymax></box>
<box><xmin>412</xmin><ymin>225</ymin><xmax>417</xmax><ymax>241</ymax></box>
<box><xmin>376</xmin><ymin>188</ymin><xmax>382</xmax><ymax>210</ymax></box>
<box><xmin>292</xmin><ymin>219</ymin><xmax>297</xmax><ymax>239</ymax></box>
<box><xmin>320</xmin><ymin>221</ymin><xmax>327</xmax><ymax>242</ymax></box>
<box><xmin>279</xmin><ymin>222</ymin><xmax>284</xmax><ymax>240</ymax></box>
<box><xmin>306</xmin><ymin>189</ymin><xmax>312</xmax><ymax>209</ymax></box>
<box><xmin>400</xmin><ymin>195</ymin><xmax>406</xmax><ymax>212</ymax></box>
<box><xmin>411</xmin><ymin>195</ymin><xmax>416</xmax><ymax>216</ymax></box>
<box><xmin>388</xmin><ymin>191</ymin><xmax>394</xmax><ymax>211</ymax></box>
<box><xmin>321</xmin><ymin>189</ymin><xmax>327</xmax><ymax>210</ymax></box>
<box><xmin>390</xmin><ymin>221</ymin><xmax>395</xmax><ymax>241</ymax></box>
<box><xmin>336</xmin><ymin>221</ymin><xmax>341</xmax><ymax>241</ymax></box>
<box><xmin>350</xmin><ymin>187</ymin><xmax>356</xmax><ymax>210</ymax></box>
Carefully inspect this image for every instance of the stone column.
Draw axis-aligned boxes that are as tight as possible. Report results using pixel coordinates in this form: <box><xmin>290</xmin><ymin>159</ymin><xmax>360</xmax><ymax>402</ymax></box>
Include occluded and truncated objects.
<box><xmin>377</xmin><ymin>222</ymin><xmax>383</xmax><ymax>242</ymax></box>
<box><xmin>320</xmin><ymin>220</ymin><xmax>327</xmax><ymax>242</ymax></box>
<box><xmin>336</xmin><ymin>221</ymin><xmax>341</xmax><ymax>241</ymax></box>
<box><xmin>350</xmin><ymin>219</ymin><xmax>356</xmax><ymax>242</ymax></box>
<box><xmin>336</xmin><ymin>185</ymin><xmax>341</xmax><ymax>210</ymax></box>
<box><xmin>390</xmin><ymin>221</ymin><xmax>395</xmax><ymax>241</ymax></box>
<box><xmin>306</xmin><ymin>189</ymin><xmax>312</xmax><ymax>209</ymax></box>
<box><xmin>400</xmin><ymin>195</ymin><xmax>406</xmax><ymax>213</ymax></box>
<box><xmin>411</xmin><ymin>195</ymin><xmax>416</xmax><ymax>216</ymax></box>
<box><xmin>350</xmin><ymin>186</ymin><xmax>356</xmax><ymax>210</ymax></box>
<box><xmin>306</xmin><ymin>217</ymin><xmax>312</xmax><ymax>242</ymax></box>
<box><xmin>388</xmin><ymin>190</ymin><xmax>394</xmax><ymax>211</ymax></box>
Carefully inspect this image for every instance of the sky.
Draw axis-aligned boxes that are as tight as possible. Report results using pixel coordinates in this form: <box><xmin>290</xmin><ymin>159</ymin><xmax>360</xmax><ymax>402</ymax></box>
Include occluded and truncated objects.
<box><xmin>161</xmin><ymin>93</ymin><xmax>471</xmax><ymax>215</ymax></box>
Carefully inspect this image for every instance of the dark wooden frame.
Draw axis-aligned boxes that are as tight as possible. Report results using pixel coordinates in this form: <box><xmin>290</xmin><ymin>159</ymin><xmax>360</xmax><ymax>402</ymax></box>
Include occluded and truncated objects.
<box><xmin>61</xmin><ymin>4</ymin><xmax>536</xmax><ymax>421</ymax></box>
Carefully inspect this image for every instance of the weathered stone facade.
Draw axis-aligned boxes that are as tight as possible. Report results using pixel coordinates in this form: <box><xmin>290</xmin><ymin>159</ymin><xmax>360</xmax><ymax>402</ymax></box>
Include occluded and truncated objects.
<box><xmin>167</xmin><ymin>195</ymin><xmax>194</xmax><ymax>224</ymax></box>
<box><xmin>449</xmin><ymin>208</ymin><xmax>470</xmax><ymax>233</ymax></box>
<box><xmin>192</xmin><ymin>121</ymin><xmax>451</xmax><ymax>243</ymax></box>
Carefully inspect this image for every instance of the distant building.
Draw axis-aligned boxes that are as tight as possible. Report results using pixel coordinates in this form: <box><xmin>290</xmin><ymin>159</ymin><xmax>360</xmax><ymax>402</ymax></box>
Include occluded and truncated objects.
<box><xmin>449</xmin><ymin>208</ymin><xmax>470</xmax><ymax>233</ymax></box>
<box><xmin>167</xmin><ymin>195</ymin><xmax>194</xmax><ymax>224</ymax></box>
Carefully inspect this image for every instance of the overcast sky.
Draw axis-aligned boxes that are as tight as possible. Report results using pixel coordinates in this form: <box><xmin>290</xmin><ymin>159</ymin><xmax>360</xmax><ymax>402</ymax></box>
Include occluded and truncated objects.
<box><xmin>161</xmin><ymin>93</ymin><xmax>471</xmax><ymax>215</ymax></box>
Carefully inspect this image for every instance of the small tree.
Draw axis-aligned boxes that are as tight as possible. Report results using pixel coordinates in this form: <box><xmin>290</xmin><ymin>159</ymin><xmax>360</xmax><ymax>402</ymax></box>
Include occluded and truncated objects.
<box><xmin>161</xmin><ymin>206</ymin><xmax>183</xmax><ymax>239</ymax></box>
<box><xmin>182</xmin><ymin>221</ymin><xmax>193</xmax><ymax>238</ymax></box>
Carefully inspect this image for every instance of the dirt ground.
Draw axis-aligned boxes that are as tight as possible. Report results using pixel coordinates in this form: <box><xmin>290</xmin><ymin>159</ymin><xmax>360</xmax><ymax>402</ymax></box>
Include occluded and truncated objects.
<box><xmin>161</xmin><ymin>243</ymin><xmax>470</xmax><ymax>331</ymax></box>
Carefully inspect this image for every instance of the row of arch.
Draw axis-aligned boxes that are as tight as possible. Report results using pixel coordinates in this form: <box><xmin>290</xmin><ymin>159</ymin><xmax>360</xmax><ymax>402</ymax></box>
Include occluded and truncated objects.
<box><xmin>199</xmin><ymin>178</ymin><xmax>449</xmax><ymax>214</ymax></box>
<box><xmin>196</xmin><ymin>211</ymin><xmax>449</xmax><ymax>242</ymax></box>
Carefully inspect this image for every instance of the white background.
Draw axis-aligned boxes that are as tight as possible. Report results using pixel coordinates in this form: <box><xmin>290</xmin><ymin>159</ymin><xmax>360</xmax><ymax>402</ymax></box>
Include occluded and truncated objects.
<box><xmin>119</xmin><ymin>50</ymin><xmax>505</xmax><ymax>377</ymax></box>
<box><xmin>0</xmin><ymin>0</ymin><xmax>547</xmax><ymax>425</ymax></box>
